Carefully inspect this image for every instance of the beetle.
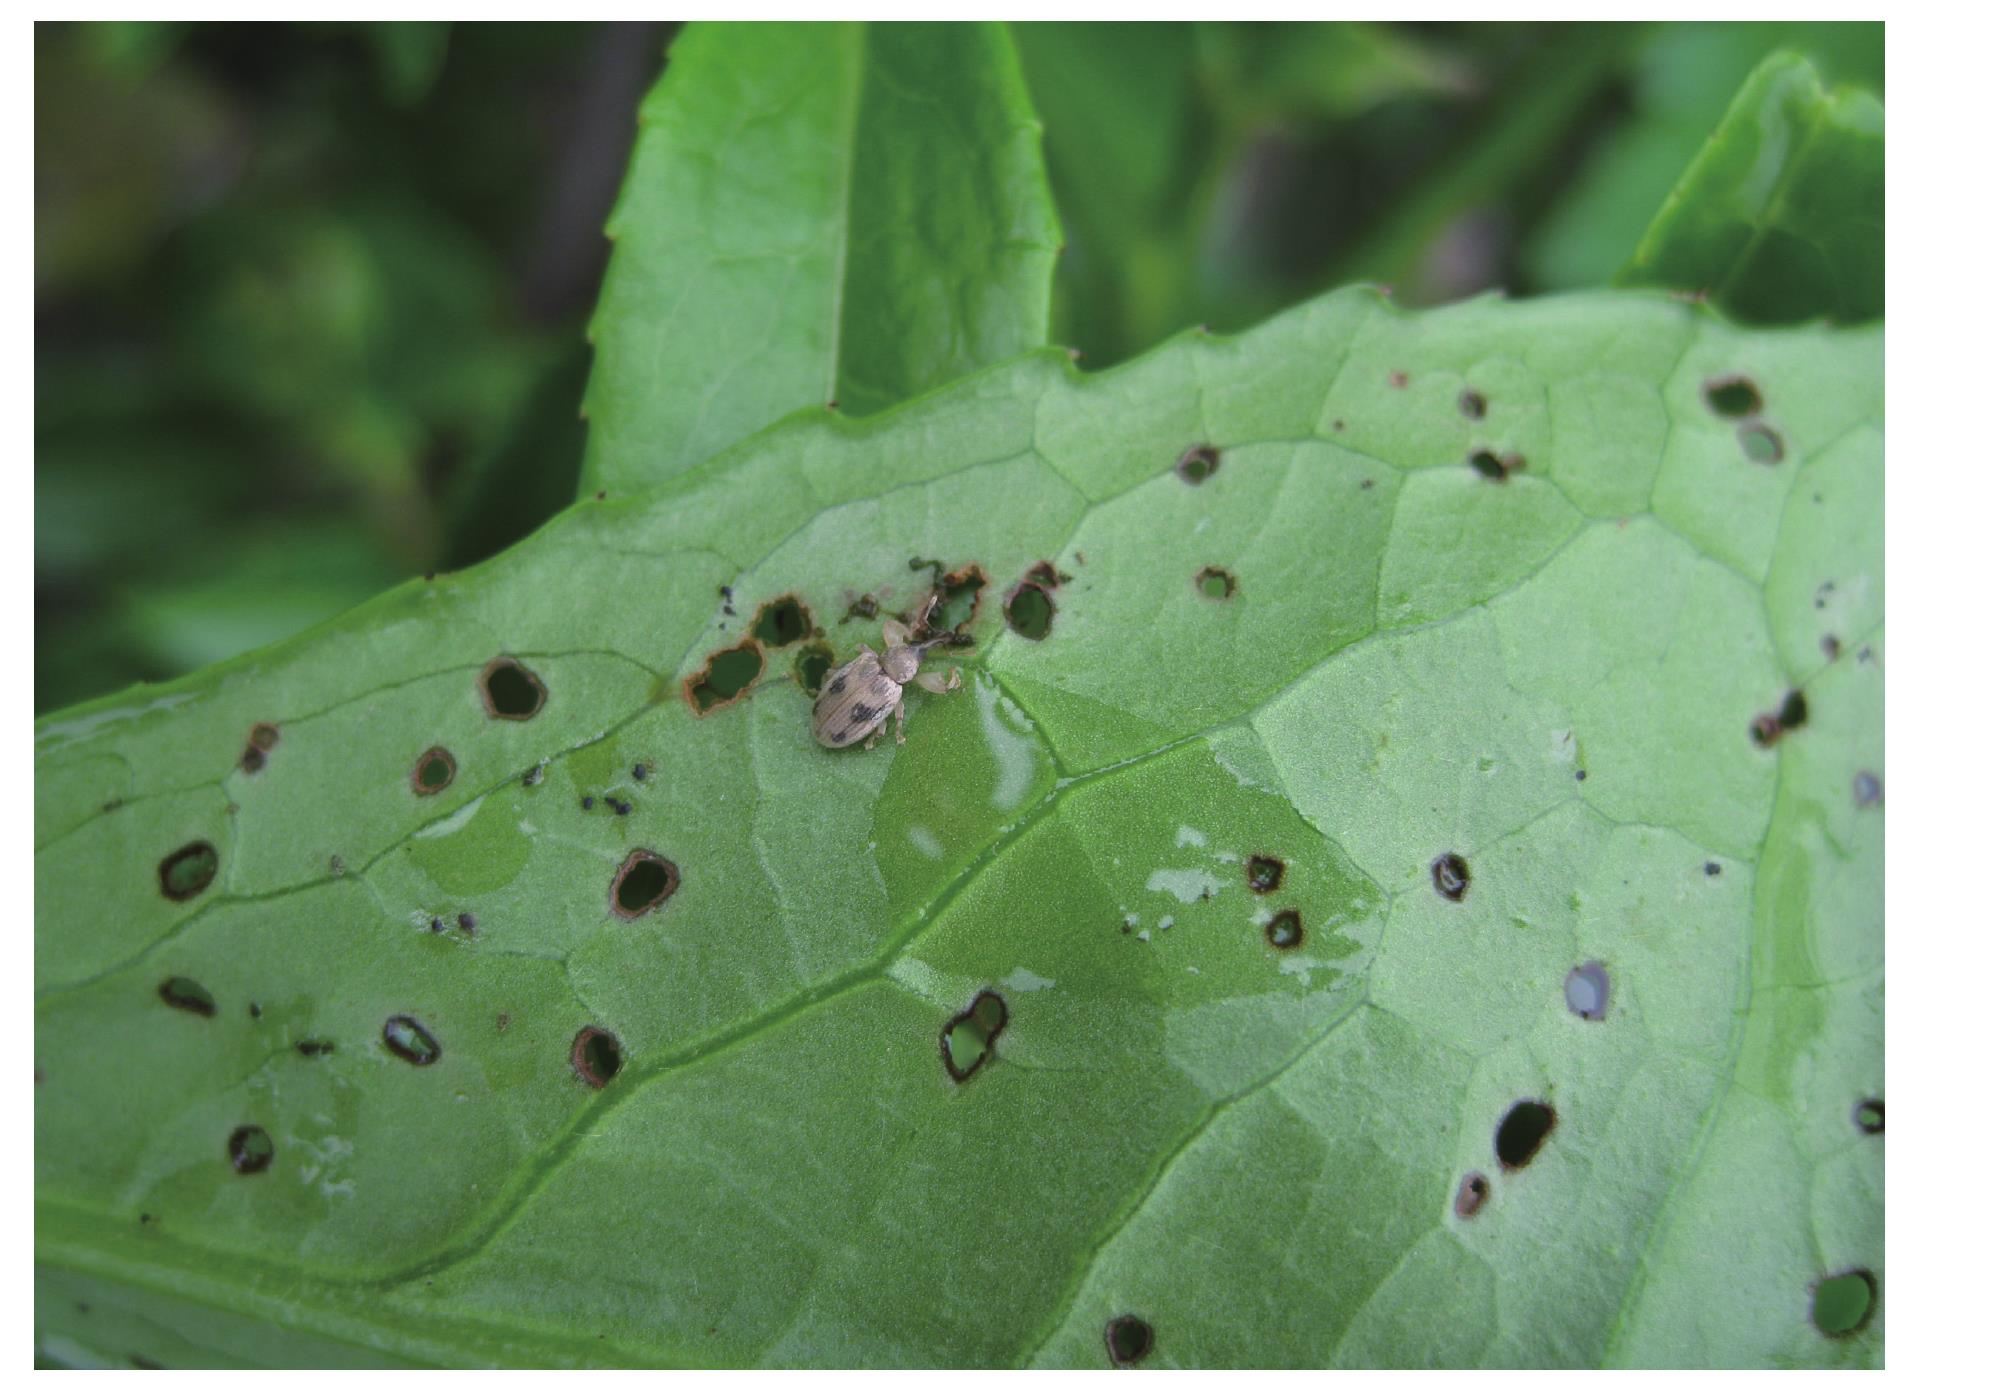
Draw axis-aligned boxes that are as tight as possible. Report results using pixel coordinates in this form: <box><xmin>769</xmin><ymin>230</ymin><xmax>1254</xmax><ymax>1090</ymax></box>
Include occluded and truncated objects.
<box><xmin>812</xmin><ymin>601</ymin><xmax>962</xmax><ymax>748</ymax></box>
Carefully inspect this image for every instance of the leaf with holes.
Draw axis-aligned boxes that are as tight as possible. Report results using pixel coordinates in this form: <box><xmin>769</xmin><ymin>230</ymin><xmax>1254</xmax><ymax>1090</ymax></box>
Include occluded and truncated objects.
<box><xmin>577</xmin><ymin>21</ymin><xmax>1061</xmax><ymax>499</ymax></box>
<box><xmin>35</xmin><ymin>286</ymin><xmax>1880</xmax><ymax>1367</ymax></box>
<box><xmin>1618</xmin><ymin>51</ymin><xmax>1883</xmax><ymax>325</ymax></box>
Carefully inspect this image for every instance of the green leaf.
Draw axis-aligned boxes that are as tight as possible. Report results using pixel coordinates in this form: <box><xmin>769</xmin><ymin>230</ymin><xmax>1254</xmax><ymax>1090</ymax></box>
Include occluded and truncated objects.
<box><xmin>36</xmin><ymin>288</ymin><xmax>1882</xmax><ymax>1367</ymax></box>
<box><xmin>1618</xmin><ymin>52</ymin><xmax>1883</xmax><ymax>324</ymax></box>
<box><xmin>578</xmin><ymin>22</ymin><xmax>1061</xmax><ymax>498</ymax></box>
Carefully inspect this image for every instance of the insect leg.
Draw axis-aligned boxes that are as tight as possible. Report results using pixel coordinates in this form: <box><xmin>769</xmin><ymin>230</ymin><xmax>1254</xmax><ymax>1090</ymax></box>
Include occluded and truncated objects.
<box><xmin>893</xmin><ymin>695</ymin><xmax>908</xmax><ymax>744</ymax></box>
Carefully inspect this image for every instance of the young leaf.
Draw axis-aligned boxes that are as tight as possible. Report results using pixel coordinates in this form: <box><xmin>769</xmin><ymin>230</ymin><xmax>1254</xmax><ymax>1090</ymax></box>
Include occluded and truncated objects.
<box><xmin>578</xmin><ymin>22</ymin><xmax>1062</xmax><ymax>498</ymax></box>
<box><xmin>35</xmin><ymin>287</ymin><xmax>1881</xmax><ymax>1367</ymax></box>
<box><xmin>1618</xmin><ymin>52</ymin><xmax>1883</xmax><ymax>324</ymax></box>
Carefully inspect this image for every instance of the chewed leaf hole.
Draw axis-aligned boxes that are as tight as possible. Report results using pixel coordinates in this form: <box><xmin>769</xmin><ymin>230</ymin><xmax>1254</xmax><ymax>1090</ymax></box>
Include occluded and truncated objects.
<box><xmin>1246</xmin><ymin>854</ymin><xmax>1285</xmax><ymax>894</ymax></box>
<box><xmin>926</xmin><ymin>564</ymin><xmax>987</xmax><ymax>634</ymax></box>
<box><xmin>1812</xmin><ymin>1269</ymin><xmax>1877</xmax><ymax>1337</ymax></box>
<box><xmin>1855</xmin><ymin>1098</ymin><xmax>1884</xmax><ymax>1135</ymax></box>
<box><xmin>158</xmin><ymin>976</ymin><xmax>216</xmax><ymax>1017</ymax></box>
<box><xmin>942</xmin><ymin>990</ymin><xmax>1008</xmax><ymax>1082</ymax></box>
<box><xmin>1454</xmin><ymin>1171</ymin><xmax>1489</xmax><ymax>1219</ymax></box>
<box><xmin>158</xmin><ymin>841</ymin><xmax>219</xmax><ymax>902</ymax></box>
<box><xmin>1704</xmin><ymin>376</ymin><xmax>1762</xmax><ymax>417</ymax></box>
<box><xmin>1494</xmin><ymin>1100</ymin><xmax>1556</xmax><ymax>1169</ymax></box>
<box><xmin>480</xmin><ymin>656</ymin><xmax>547</xmax><ymax>719</ymax></box>
<box><xmin>411</xmin><ymin>746</ymin><xmax>457</xmax><ymax>795</ymax></box>
<box><xmin>1738</xmin><ymin>423</ymin><xmax>1785</xmax><ymax>465</ymax></box>
<box><xmin>383</xmin><ymin>1014</ymin><xmax>441</xmax><ymax>1066</ymax></box>
<box><xmin>612</xmin><ymin>848</ymin><xmax>680</xmax><ymax>918</ymax></box>
<box><xmin>752</xmin><ymin>595</ymin><xmax>812</xmax><ymax>648</ymax></box>
<box><xmin>1751</xmin><ymin>690</ymin><xmax>1809</xmax><ymax>747</ymax></box>
<box><xmin>794</xmin><ymin>643</ymin><xmax>833</xmax><ymax>694</ymax></box>
<box><xmin>684</xmin><ymin>641</ymin><xmax>763</xmax><ymax>714</ymax></box>
<box><xmin>1195</xmin><ymin>566</ymin><xmax>1236</xmax><ymax>600</ymax></box>
<box><xmin>227</xmin><ymin>1125</ymin><xmax>274</xmax><ymax>1175</ymax></box>
<box><xmin>1104</xmin><ymin>1314</ymin><xmax>1154</xmax><ymax>1366</ymax></box>
<box><xmin>1458</xmin><ymin>389</ymin><xmax>1487</xmax><ymax>421</ymax></box>
<box><xmin>1564</xmin><ymin>961</ymin><xmax>1610</xmax><ymax>1020</ymax></box>
<box><xmin>1469</xmin><ymin>449</ymin><xmax>1525</xmax><ymax>482</ymax></box>
<box><xmin>571</xmin><ymin>1026</ymin><xmax>623</xmax><ymax>1088</ymax></box>
<box><xmin>1175</xmin><ymin>443</ymin><xmax>1220</xmax><ymax>484</ymax></box>
<box><xmin>1431</xmin><ymin>853</ymin><xmax>1471</xmax><ymax>901</ymax></box>
<box><xmin>1004</xmin><ymin>582</ymin><xmax>1055</xmax><ymax>639</ymax></box>
<box><xmin>1264</xmin><ymin>909</ymin><xmax>1304</xmax><ymax>950</ymax></box>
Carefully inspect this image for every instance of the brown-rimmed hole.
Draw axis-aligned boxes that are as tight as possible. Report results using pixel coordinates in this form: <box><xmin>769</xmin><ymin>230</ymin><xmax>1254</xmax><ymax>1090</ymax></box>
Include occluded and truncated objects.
<box><xmin>683</xmin><ymin>641</ymin><xmax>764</xmax><ymax>714</ymax></box>
<box><xmin>925</xmin><ymin>564</ymin><xmax>987</xmax><ymax>634</ymax></box>
<box><xmin>1432</xmin><ymin>853</ymin><xmax>1471</xmax><ymax>902</ymax></box>
<box><xmin>383</xmin><ymin>1014</ymin><xmax>441</xmax><ymax>1066</ymax></box>
<box><xmin>1738</xmin><ymin>423</ymin><xmax>1785</xmax><ymax>466</ymax></box>
<box><xmin>480</xmin><ymin>656</ymin><xmax>547</xmax><ymax>719</ymax></box>
<box><xmin>1751</xmin><ymin>690</ymin><xmax>1809</xmax><ymax>748</ymax></box>
<box><xmin>1264</xmin><ymin>909</ymin><xmax>1304</xmax><ymax>950</ymax></box>
<box><xmin>227</xmin><ymin>1124</ymin><xmax>274</xmax><ymax>1174</ymax></box>
<box><xmin>1195</xmin><ymin>566</ymin><xmax>1236</xmax><ymax>601</ymax></box>
<box><xmin>612</xmin><ymin>849</ymin><xmax>679</xmax><ymax>918</ymax></box>
<box><xmin>794</xmin><ymin>642</ymin><xmax>834</xmax><ymax>694</ymax></box>
<box><xmin>942</xmin><ymin>990</ymin><xmax>1008</xmax><ymax>1082</ymax></box>
<box><xmin>1024</xmin><ymin>560</ymin><xmax>1071</xmax><ymax>589</ymax></box>
<box><xmin>842</xmin><ymin>593</ymin><xmax>881</xmax><ymax>622</ymax></box>
<box><xmin>411</xmin><ymin>746</ymin><xmax>457</xmax><ymax>795</ymax></box>
<box><xmin>158</xmin><ymin>976</ymin><xmax>216</xmax><ymax>1017</ymax></box>
<box><xmin>1811</xmin><ymin>1269</ymin><xmax>1877</xmax><ymax>1338</ymax></box>
<box><xmin>1494</xmin><ymin>1100</ymin><xmax>1555</xmax><ymax>1169</ymax></box>
<box><xmin>1705</xmin><ymin>376</ymin><xmax>1762</xmax><ymax>418</ymax></box>
<box><xmin>158</xmin><ymin>841</ymin><xmax>219</xmax><ymax>902</ymax></box>
<box><xmin>571</xmin><ymin>1025</ymin><xmax>623</xmax><ymax>1087</ymax></box>
<box><xmin>1004</xmin><ymin>582</ymin><xmax>1055</xmax><ymax>640</ymax></box>
<box><xmin>1105</xmin><ymin>1314</ymin><xmax>1153</xmax><ymax>1366</ymax></box>
<box><xmin>1454</xmin><ymin>1171</ymin><xmax>1489</xmax><ymax>1219</ymax></box>
<box><xmin>1564</xmin><ymin>961</ymin><xmax>1610</xmax><ymax>1020</ymax></box>
<box><xmin>1246</xmin><ymin>854</ymin><xmax>1285</xmax><ymax>895</ymax></box>
<box><xmin>1175</xmin><ymin>444</ymin><xmax>1220</xmax><ymax>485</ymax></box>
<box><xmin>1469</xmin><ymin>449</ymin><xmax>1525</xmax><ymax>482</ymax></box>
<box><xmin>1855</xmin><ymin>1098</ymin><xmax>1884</xmax><ymax>1135</ymax></box>
<box><xmin>752</xmin><ymin>595</ymin><xmax>813</xmax><ymax>648</ymax></box>
<box><xmin>1458</xmin><ymin>389</ymin><xmax>1487</xmax><ymax>421</ymax></box>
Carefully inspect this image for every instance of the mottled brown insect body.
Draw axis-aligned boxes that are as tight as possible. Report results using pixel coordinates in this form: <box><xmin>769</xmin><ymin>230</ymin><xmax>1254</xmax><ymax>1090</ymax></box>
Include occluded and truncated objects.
<box><xmin>812</xmin><ymin>605</ymin><xmax>961</xmax><ymax>748</ymax></box>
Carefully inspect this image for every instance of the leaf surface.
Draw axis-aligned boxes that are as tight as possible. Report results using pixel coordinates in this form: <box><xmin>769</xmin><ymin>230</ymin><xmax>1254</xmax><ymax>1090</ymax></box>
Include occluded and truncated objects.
<box><xmin>35</xmin><ymin>287</ymin><xmax>1882</xmax><ymax>1367</ymax></box>
<box><xmin>1618</xmin><ymin>52</ymin><xmax>1883</xmax><ymax>324</ymax></box>
<box><xmin>577</xmin><ymin>22</ymin><xmax>1061</xmax><ymax>498</ymax></box>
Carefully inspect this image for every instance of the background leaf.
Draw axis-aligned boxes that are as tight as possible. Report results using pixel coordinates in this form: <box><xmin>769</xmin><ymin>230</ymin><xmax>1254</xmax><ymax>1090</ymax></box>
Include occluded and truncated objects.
<box><xmin>36</xmin><ymin>288</ymin><xmax>1882</xmax><ymax>1367</ymax></box>
<box><xmin>577</xmin><ymin>21</ymin><xmax>1062</xmax><ymax>498</ymax></box>
<box><xmin>1617</xmin><ymin>51</ymin><xmax>1883</xmax><ymax>323</ymax></box>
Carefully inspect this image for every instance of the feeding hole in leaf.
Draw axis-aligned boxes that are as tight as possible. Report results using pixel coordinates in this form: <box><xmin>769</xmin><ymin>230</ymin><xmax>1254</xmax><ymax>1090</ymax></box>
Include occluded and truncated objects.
<box><xmin>1458</xmin><ymin>389</ymin><xmax>1487</xmax><ymax>421</ymax></box>
<box><xmin>1854</xmin><ymin>771</ymin><xmax>1883</xmax><ymax>808</ymax></box>
<box><xmin>1246</xmin><ymin>854</ymin><xmax>1285</xmax><ymax>894</ymax></box>
<box><xmin>752</xmin><ymin>595</ymin><xmax>812</xmax><ymax>648</ymax></box>
<box><xmin>480</xmin><ymin>656</ymin><xmax>547</xmax><ymax>719</ymax></box>
<box><xmin>941</xmin><ymin>990</ymin><xmax>1008</xmax><ymax>1082</ymax></box>
<box><xmin>158</xmin><ymin>841</ymin><xmax>219</xmax><ymax>902</ymax></box>
<box><xmin>794</xmin><ymin>642</ymin><xmax>834</xmax><ymax>693</ymax></box>
<box><xmin>296</xmin><ymin>1039</ymin><xmax>334</xmax><ymax>1057</ymax></box>
<box><xmin>1175</xmin><ymin>444</ymin><xmax>1221</xmax><ymax>484</ymax></box>
<box><xmin>1855</xmin><ymin>1098</ymin><xmax>1884</xmax><ymax>1135</ymax></box>
<box><xmin>1264</xmin><ymin>909</ymin><xmax>1304</xmax><ymax>950</ymax></box>
<box><xmin>411</xmin><ymin>746</ymin><xmax>457</xmax><ymax>795</ymax></box>
<box><xmin>1453</xmin><ymin>1171</ymin><xmax>1489</xmax><ymax>1219</ymax></box>
<box><xmin>612</xmin><ymin>848</ymin><xmax>680</xmax><ymax>918</ymax></box>
<box><xmin>1704</xmin><ymin>376</ymin><xmax>1762</xmax><ymax>417</ymax></box>
<box><xmin>923</xmin><ymin>563</ymin><xmax>987</xmax><ymax>635</ymax></box>
<box><xmin>227</xmin><ymin>1125</ymin><xmax>274</xmax><ymax>1175</ymax></box>
<box><xmin>240</xmin><ymin>722</ymin><xmax>279</xmax><ymax>773</ymax></box>
<box><xmin>1738</xmin><ymin>423</ymin><xmax>1785</xmax><ymax>465</ymax></box>
<box><xmin>684</xmin><ymin>641</ymin><xmax>764</xmax><ymax>714</ymax></box>
<box><xmin>1469</xmin><ymin>449</ymin><xmax>1525</xmax><ymax>482</ymax></box>
<box><xmin>1494</xmin><ymin>1100</ymin><xmax>1556</xmax><ymax>1170</ymax></box>
<box><xmin>1811</xmin><ymin>1270</ymin><xmax>1877</xmax><ymax>1338</ymax></box>
<box><xmin>1564</xmin><ymin>961</ymin><xmax>1610</xmax><ymax>1020</ymax></box>
<box><xmin>571</xmin><ymin>1026</ymin><xmax>623</xmax><ymax>1088</ymax></box>
<box><xmin>1751</xmin><ymin>690</ymin><xmax>1809</xmax><ymax>747</ymax></box>
<box><xmin>383</xmin><ymin>1014</ymin><xmax>442</xmax><ymax>1066</ymax></box>
<box><xmin>157</xmin><ymin>976</ymin><xmax>216</xmax><ymax>1017</ymax></box>
<box><xmin>1704</xmin><ymin>861</ymin><xmax>1723</xmax><ymax>877</ymax></box>
<box><xmin>1004</xmin><ymin>582</ymin><xmax>1055</xmax><ymax>639</ymax></box>
<box><xmin>1195</xmin><ymin>566</ymin><xmax>1236</xmax><ymax>601</ymax></box>
<box><xmin>1104</xmin><ymin>1314</ymin><xmax>1154</xmax><ymax>1366</ymax></box>
<box><xmin>1431</xmin><ymin>853</ymin><xmax>1471</xmax><ymax>901</ymax></box>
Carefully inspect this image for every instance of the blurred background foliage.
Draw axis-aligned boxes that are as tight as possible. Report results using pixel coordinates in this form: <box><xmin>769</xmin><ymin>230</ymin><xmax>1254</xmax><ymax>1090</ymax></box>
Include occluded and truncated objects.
<box><xmin>34</xmin><ymin>20</ymin><xmax>1882</xmax><ymax>714</ymax></box>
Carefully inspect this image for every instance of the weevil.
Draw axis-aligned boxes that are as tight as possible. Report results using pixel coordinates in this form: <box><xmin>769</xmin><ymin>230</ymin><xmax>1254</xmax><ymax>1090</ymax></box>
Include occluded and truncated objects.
<box><xmin>812</xmin><ymin>601</ymin><xmax>962</xmax><ymax>748</ymax></box>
